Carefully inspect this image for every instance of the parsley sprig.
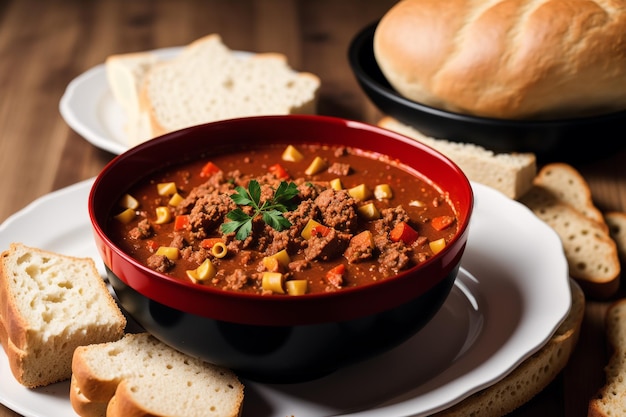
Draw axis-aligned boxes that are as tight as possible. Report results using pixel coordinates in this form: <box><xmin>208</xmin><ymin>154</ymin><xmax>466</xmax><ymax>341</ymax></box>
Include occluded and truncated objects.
<box><xmin>221</xmin><ymin>180</ymin><xmax>300</xmax><ymax>240</ymax></box>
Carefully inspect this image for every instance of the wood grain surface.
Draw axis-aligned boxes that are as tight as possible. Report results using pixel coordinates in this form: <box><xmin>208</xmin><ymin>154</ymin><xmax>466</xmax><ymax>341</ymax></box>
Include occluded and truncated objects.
<box><xmin>1</xmin><ymin>1</ymin><xmax>625</xmax><ymax>416</ymax></box>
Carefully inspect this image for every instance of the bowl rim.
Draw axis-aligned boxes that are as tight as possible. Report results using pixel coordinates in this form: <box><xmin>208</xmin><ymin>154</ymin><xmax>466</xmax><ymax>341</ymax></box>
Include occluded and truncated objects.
<box><xmin>89</xmin><ymin>115</ymin><xmax>474</xmax><ymax>325</ymax></box>
<box><xmin>348</xmin><ymin>21</ymin><xmax>626</xmax><ymax>127</ymax></box>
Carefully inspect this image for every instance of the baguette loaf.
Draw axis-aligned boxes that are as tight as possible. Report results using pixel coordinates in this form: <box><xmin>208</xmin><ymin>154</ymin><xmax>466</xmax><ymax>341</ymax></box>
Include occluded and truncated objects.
<box><xmin>434</xmin><ymin>279</ymin><xmax>584</xmax><ymax>417</ymax></box>
<box><xmin>373</xmin><ymin>0</ymin><xmax>626</xmax><ymax>119</ymax></box>
<box><xmin>70</xmin><ymin>332</ymin><xmax>244</xmax><ymax>417</ymax></box>
<box><xmin>588</xmin><ymin>298</ymin><xmax>626</xmax><ymax>416</ymax></box>
<box><xmin>0</xmin><ymin>243</ymin><xmax>126</xmax><ymax>388</ymax></box>
<box><xmin>520</xmin><ymin>185</ymin><xmax>620</xmax><ymax>299</ymax></box>
<box><xmin>378</xmin><ymin>117</ymin><xmax>536</xmax><ymax>199</ymax></box>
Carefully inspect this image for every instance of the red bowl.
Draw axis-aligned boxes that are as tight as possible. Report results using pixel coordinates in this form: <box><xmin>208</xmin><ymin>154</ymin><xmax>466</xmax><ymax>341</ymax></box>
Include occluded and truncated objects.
<box><xmin>89</xmin><ymin>115</ymin><xmax>473</xmax><ymax>382</ymax></box>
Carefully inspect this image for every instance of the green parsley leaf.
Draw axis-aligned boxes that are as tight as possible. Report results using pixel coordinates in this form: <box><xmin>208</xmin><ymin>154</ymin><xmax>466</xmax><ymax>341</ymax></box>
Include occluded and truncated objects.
<box><xmin>221</xmin><ymin>180</ymin><xmax>299</xmax><ymax>239</ymax></box>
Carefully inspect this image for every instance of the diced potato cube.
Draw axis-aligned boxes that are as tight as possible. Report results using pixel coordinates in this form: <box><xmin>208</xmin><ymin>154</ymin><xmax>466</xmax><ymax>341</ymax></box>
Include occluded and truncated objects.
<box><xmin>263</xmin><ymin>249</ymin><xmax>291</xmax><ymax>271</ymax></box>
<box><xmin>155</xmin><ymin>246</ymin><xmax>179</xmax><ymax>260</ymax></box>
<box><xmin>286</xmin><ymin>280</ymin><xmax>308</xmax><ymax>296</ymax></box>
<box><xmin>282</xmin><ymin>145</ymin><xmax>304</xmax><ymax>162</ymax></box>
<box><xmin>304</xmin><ymin>156</ymin><xmax>327</xmax><ymax>176</ymax></box>
<box><xmin>119</xmin><ymin>194</ymin><xmax>139</xmax><ymax>210</ymax></box>
<box><xmin>114</xmin><ymin>208</ymin><xmax>136</xmax><ymax>224</ymax></box>
<box><xmin>330</xmin><ymin>178</ymin><xmax>343</xmax><ymax>190</ymax></box>
<box><xmin>300</xmin><ymin>219</ymin><xmax>324</xmax><ymax>240</ymax></box>
<box><xmin>168</xmin><ymin>192</ymin><xmax>184</xmax><ymax>207</ymax></box>
<box><xmin>348</xmin><ymin>184</ymin><xmax>372</xmax><ymax>201</ymax></box>
<box><xmin>429</xmin><ymin>238</ymin><xmax>446</xmax><ymax>254</ymax></box>
<box><xmin>357</xmin><ymin>202</ymin><xmax>380</xmax><ymax>220</ymax></box>
<box><xmin>157</xmin><ymin>182</ymin><xmax>177</xmax><ymax>196</ymax></box>
<box><xmin>374</xmin><ymin>184</ymin><xmax>393</xmax><ymax>200</ymax></box>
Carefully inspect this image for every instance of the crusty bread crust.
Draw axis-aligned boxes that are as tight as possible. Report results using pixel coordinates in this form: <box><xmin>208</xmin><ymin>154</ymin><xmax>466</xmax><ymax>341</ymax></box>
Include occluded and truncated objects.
<box><xmin>374</xmin><ymin>0</ymin><xmax>626</xmax><ymax>119</ymax></box>
<box><xmin>589</xmin><ymin>298</ymin><xmax>626</xmax><ymax>416</ymax></box>
<box><xmin>71</xmin><ymin>333</ymin><xmax>244</xmax><ymax>417</ymax></box>
<box><xmin>378</xmin><ymin>117</ymin><xmax>536</xmax><ymax>199</ymax></box>
<box><xmin>0</xmin><ymin>243</ymin><xmax>126</xmax><ymax>388</ymax></box>
<box><xmin>520</xmin><ymin>185</ymin><xmax>620</xmax><ymax>299</ymax></box>
<box><xmin>605</xmin><ymin>211</ymin><xmax>626</xmax><ymax>265</ymax></box>
<box><xmin>433</xmin><ymin>279</ymin><xmax>584</xmax><ymax>417</ymax></box>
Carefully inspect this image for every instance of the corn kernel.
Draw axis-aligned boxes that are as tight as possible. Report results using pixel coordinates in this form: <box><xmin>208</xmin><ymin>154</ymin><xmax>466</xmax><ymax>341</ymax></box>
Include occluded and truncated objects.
<box><xmin>154</xmin><ymin>206</ymin><xmax>171</xmax><ymax>224</ymax></box>
<box><xmin>262</xmin><ymin>272</ymin><xmax>285</xmax><ymax>294</ymax></box>
<box><xmin>304</xmin><ymin>156</ymin><xmax>327</xmax><ymax>176</ymax></box>
<box><xmin>286</xmin><ymin>280</ymin><xmax>308</xmax><ymax>296</ymax></box>
<box><xmin>357</xmin><ymin>202</ymin><xmax>380</xmax><ymax>220</ymax></box>
<box><xmin>119</xmin><ymin>194</ymin><xmax>139</xmax><ymax>210</ymax></box>
<box><xmin>281</xmin><ymin>145</ymin><xmax>304</xmax><ymax>162</ymax></box>
<box><xmin>157</xmin><ymin>182</ymin><xmax>177</xmax><ymax>196</ymax></box>
<box><xmin>114</xmin><ymin>208</ymin><xmax>136</xmax><ymax>224</ymax></box>
<box><xmin>374</xmin><ymin>184</ymin><xmax>393</xmax><ymax>200</ymax></box>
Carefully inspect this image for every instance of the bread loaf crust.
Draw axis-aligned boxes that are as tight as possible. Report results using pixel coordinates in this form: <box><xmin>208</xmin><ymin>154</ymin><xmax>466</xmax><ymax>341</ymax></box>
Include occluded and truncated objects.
<box><xmin>374</xmin><ymin>0</ymin><xmax>626</xmax><ymax>119</ymax></box>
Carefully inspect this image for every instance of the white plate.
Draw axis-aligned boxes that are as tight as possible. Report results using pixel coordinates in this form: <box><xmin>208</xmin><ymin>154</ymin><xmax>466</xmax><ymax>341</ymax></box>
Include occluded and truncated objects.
<box><xmin>0</xmin><ymin>181</ymin><xmax>571</xmax><ymax>417</ymax></box>
<box><xmin>59</xmin><ymin>47</ymin><xmax>252</xmax><ymax>155</ymax></box>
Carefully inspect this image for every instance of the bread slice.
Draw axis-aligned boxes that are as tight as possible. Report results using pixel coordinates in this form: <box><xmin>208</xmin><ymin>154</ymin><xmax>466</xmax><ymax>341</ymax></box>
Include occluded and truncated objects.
<box><xmin>433</xmin><ymin>278</ymin><xmax>584</xmax><ymax>417</ymax></box>
<box><xmin>70</xmin><ymin>332</ymin><xmax>244</xmax><ymax>417</ymax></box>
<box><xmin>589</xmin><ymin>298</ymin><xmax>626</xmax><ymax>416</ymax></box>
<box><xmin>533</xmin><ymin>162</ymin><xmax>608</xmax><ymax>231</ymax></box>
<box><xmin>605</xmin><ymin>211</ymin><xmax>626</xmax><ymax>264</ymax></box>
<box><xmin>130</xmin><ymin>34</ymin><xmax>319</xmax><ymax>142</ymax></box>
<box><xmin>377</xmin><ymin>117</ymin><xmax>536</xmax><ymax>200</ymax></box>
<box><xmin>520</xmin><ymin>186</ymin><xmax>620</xmax><ymax>299</ymax></box>
<box><xmin>0</xmin><ymin>243</ymin><xmax>126</xmax><ymax>388</ymax></box>
<box><xmin>106</xmin><ymin>51</ymin><xmax>160</xmax><ymax>116</ymax></box>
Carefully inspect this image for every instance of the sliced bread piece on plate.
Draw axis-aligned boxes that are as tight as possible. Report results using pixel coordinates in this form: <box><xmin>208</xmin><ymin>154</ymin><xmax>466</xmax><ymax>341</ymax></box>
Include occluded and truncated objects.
<box><xmin>70</xmin><ymin>332</ymin><xmax>244</xmax><ymax>417</ymax></box>
<box><xmin>0</xmin><ymin>243</ymin><xmax>126</xmax><ymax>388</ymax></box>
<box><xmin>520</xmin><ymin>187</ymin><xmax>620</xmax><ymax>299</ymax></box>
<box><xmin>377</xmin><ymin>117</ymin><xmax>536</xmax><ymax>200</ymax></box>
<box><xmin>139</xmin><ymin>33</ymin><xmax>320</xmax><ymax>139</ymax></box>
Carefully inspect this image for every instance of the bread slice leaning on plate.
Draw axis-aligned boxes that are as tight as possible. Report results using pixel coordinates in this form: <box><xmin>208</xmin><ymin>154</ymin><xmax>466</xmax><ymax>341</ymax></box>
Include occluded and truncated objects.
<box><xmin>0</xmin><ymin>243</ymin><xmax>126</xmax><ymax>388</ymax></box>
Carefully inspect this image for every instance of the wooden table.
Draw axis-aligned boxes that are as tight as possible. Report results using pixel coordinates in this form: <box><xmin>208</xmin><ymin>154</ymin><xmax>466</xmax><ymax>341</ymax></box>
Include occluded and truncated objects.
<box><xmin>1</xmin><ymin>1</ymin><xmax>625</xmax><ymax>416</ymax></box>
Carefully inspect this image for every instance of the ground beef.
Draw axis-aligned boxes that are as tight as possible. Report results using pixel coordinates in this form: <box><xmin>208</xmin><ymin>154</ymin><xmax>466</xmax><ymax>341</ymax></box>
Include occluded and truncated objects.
<box><xmin>304</xmin><ymin>228</ymin><xmax>352</xmax><ymax>261</ymax></box>
<box><xmin>129</xmin><ymin>218</ymin><xmax>153</xmax><ymax>239</ymax></box>
<box><xmin>146</xmin><ymin>254</ymin><xmax>174</xmax><ymax>273</ymax></box>
<box><xmin>314</xmin><ymin>189</ymin><xmax>359</xmax><ymax>233</ymax></box>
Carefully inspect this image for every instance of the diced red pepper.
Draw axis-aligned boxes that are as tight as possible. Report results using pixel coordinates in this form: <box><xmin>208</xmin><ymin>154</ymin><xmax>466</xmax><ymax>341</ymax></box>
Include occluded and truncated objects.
<box><xmin>311</xmin><ymin>224</ymin><xmax>331</xmax><ymax>238</ymax></box>
<box><xmin>325</xmin><ymin>264</ymin><xmax>345</xmax><ymax>288</ymax></box>
<box><xmin>268</xmin><ymin>163</ymin><xmax>290</xmax><ymax>180</ymax></box>
<box><xmin>200</xmin><ymin>237</ymin><xmax>224</xmax><ymax>249</ymax></box>
<box><xmin>174</xmin><ymin>214</ymin><xmax>189</xmax><ymax>231</ymax></box>
<box><xmin>200</xmin><ymin>161</ymin><xmax>221</xmax><ymax>178</ymax></box>
<box><xmin>146</xmin><ymin>239</ymin><xmax>159</xmax><ymax>252</ymax></box>
<box><xmin>389</xmin><ymin>221</ymin><xmax>419</xmax><ymax>245</ymax></box>
<box><xmin>431</xmin><ymin>215</ymin><xmax>455</xmax><ymax>231</ymax></box>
